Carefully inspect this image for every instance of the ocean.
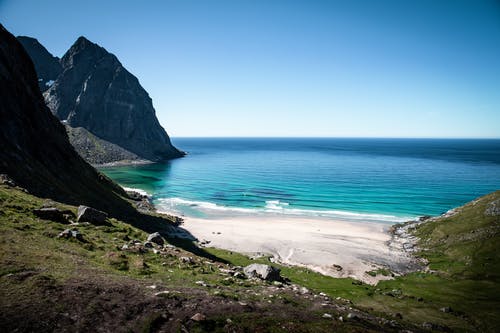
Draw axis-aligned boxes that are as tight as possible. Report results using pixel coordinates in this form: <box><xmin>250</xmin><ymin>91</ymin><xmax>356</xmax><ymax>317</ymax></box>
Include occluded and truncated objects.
<box><xmin>101</xmin><ymin>138</ymin><xmax>500</xmax><ymax>224</ymax></box>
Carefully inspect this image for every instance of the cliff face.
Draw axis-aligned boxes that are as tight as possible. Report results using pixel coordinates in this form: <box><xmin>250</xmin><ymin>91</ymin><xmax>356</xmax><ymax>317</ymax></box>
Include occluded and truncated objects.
<box><xmin>16</xmin><ymin>36</ymin><xmax>62</xmax><ymax>92</ymax></box>
<box><xmin>43</xmin><ymin>36</ymin><xmax>183</xmax><ymax>162</ymax></box>
<box><xmin>0</xmin><ymin>25</ymin><xmax>131</xmax><ymax>214</ymax></box>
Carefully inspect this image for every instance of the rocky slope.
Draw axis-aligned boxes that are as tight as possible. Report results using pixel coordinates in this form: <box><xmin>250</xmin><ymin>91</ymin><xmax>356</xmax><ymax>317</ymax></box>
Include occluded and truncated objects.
<box><xmin>16</xmin><ymin>36</ymin><xmax>62</xmax><ymax>92</ymax></box>
<box><xmin>65</xmin><ymin>126</ymin><xmax>144</xmax><ymax>165</ymax></box>
<box><xmin>46</xmin><ymin>36</ymin><xmax>183</xmax><ymax>162</ymax></box>
<box><xmin>0</xmin><ymin>24</ymin><xmax>132</xmax><ymax>215</ymax></box>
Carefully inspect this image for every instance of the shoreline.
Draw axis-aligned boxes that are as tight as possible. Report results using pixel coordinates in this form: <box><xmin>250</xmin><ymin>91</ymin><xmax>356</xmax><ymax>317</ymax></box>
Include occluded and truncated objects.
<box><xmin>123</xmin><ymin>186</ymin><xmax>422</xmax><ymax>284</ymax></box>
<box><xmin>170</xmin><ymin>211</ymin><xmax>421</xmax><ymax>284</ymax></box>
<box><xmin>94</xmin><ymin>159</ymin><xmax>153</xmax><ymax>168</ymax></box>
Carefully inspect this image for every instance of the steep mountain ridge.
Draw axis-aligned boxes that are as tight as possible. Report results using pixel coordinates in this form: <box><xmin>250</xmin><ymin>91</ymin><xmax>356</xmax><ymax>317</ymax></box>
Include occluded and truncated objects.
<box><xmin>16</xmin><ymin>36</ymin><xmax>62</xmax><ymax>91</ymax></box>
<box><xmin>18</xmin><ymin>35</ymin><xmax>183</xmax><ymax>164</ymax></box>
<box><xmin>0</xmin><ymin>25</ymin><xmax>131</xmax><ymax>214</ymax></box>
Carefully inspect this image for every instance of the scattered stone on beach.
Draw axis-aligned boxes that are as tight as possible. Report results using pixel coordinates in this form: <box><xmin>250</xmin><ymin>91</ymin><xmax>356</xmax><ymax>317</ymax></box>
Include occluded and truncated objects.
<box><xmin>332</xmin><ymin>264</ymin><xmax>343</xmax><ymax>271</ymax></box>
<box><xmin>143</xmin><ymin>241</ymin><xmax>154</xmax><ymax>248</ymax></box>
<box><xmin>199</xmin><ymin>239</ymin><xmax>211</xmax><ymax>246</ymax></box>
<box><xmin>322</xmin><ymin>313</ymin><xmax>332</xmax><ymax>319</ymax></box>
<box><xmin>243</xmin><ymin>264</ymin><xmax>282</xmax><ymax>282</ymax></box>
<box><xmin>126</xmin><ymin>190</ymin><xmax>147</xmax><ymax>201</ymax></box>
<box><xmin>147</xmin><ymin>232</ymin><xmax>165</xmax><ymax>246</ymax></box>
<box><xmin>136</xmin><ymin>199</ymin><xmax>155</xmax><ymax>212</ymax></box>
<box><xmin>77</xmin><ymin>205</ymin><xmax>107</xmax><ymax>224</ymax></box>
<box><xmin>33</xmin><ymin>207</ymin><xmax>71</xmax><ymax>223</ymax></box>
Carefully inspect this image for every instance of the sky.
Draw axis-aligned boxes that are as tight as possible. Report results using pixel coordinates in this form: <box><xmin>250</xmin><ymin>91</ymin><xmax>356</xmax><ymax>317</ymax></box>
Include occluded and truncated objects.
<box><xmin>1</xmin><ymin>0</ymin><xmax>500</xmax><ymax>138</ymax></box>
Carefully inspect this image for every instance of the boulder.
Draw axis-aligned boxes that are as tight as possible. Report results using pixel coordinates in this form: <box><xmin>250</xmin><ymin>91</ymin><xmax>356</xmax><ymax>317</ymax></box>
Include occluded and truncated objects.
<box><xmin>485</xmin><ymin>199</ymin><xmax>500</xmax><ymax>216</ymax></box>
<box><xmin>0</xmin><ymin>174</ymin><xmax>16</xmax><ymax>187</ymax></box>
<box><xmin>77</xmin><ymin>205</ymin><xmax>108</xmax><ymax>224</ymax></box>
<box><xmin>243</xmin><ymin>264</ymin><xmax>282</xmax><ymax>282</ymax></box>
<box><xmin>190</xmin><ymin>313</ymin><xmax>206</xmax><ymax>322</ymax></box>
<box><xmin>33</xmin><ymin>207</ymin><xmax>69</xmax><ymax>223</ymax></box>
<box><xmin>136</xmin><ymin>200</ymin><xmax>155</xmax><ymax>212</ymax></box>
<box><xmin>57</xmin><ymin>228</ymin><xmax>84</xmax><ymax>241</ymax></box>
<box><xmin>147</xmin><ymin>232</ymin><xmax>164</xmax><ymax>246</ymax></box>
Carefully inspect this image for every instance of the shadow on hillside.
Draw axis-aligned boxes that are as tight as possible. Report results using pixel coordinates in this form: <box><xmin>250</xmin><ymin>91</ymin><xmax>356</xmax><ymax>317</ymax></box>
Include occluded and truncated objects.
<box><xmin>126</xmin><ymin>211</ymin><xmax>229</xmax><ymax>264</ymax></box>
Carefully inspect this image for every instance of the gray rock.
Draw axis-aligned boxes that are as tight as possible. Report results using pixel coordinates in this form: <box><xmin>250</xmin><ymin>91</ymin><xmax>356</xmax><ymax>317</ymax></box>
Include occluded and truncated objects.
<box><xmin>57</xmin><ymin>228</ymin><xmax>84</xmax><ymax>241</ymax></box>
<box><xmin>332</xmin><ymin>264</ymin><xmax>343</xmax><ymax>271</ymax></box>
<box><xmin>147</xmin><ymin>232</ymin><xmax>164</xmax><ymax>246</ymax></box>
<box><xmin>485</xmin><ymin>199</ymin><xmax>500</xmax><ymax>216</ymax></box>
<box><xmin>65</xmin><ymin>125</ymin><xmax>143</xmax><ymax>165</ymax></box>
<box><xmin>33</xmin><ymin>207</ymin><xmax>69</xmax><ymax>223</ymax></box>
<box><xmin>347</xmin><ymin>313</ymin><xmax>358</xmax><ymax>320</ymax></box>
<box><xmin>190</xmin><ymin>313</ymin><xmax>206</xmax><ymax>322</ymax></box>
<box><xmin>243</xmin><ymin>264</ymin><xmax>282</xmax><ymax>282</ymax></box>
<box><xmin>180</xmin><ymin>256</ymin><xmax>194</xmax><ymax>264</ymax></box>
<box><xmin>77</xmin><ymin>205</ymin><xmax>108</xmax><ymax>224</ymax></box>
<box><xmin>136</xmin><ymin>200</ymin><xmax>155</xmax><ymax>212</ymax></box>
<box><xmin>0</xmin><ymin>174</ymin><xmax>16</xmax><ymax>187</ymax></box>
<box><xmin>422</xmin><ymin>322</ymin><xmax>450</xmax><ymax>331</ymax></box>
<box><xmin>143</xmin><ymin>241</ymin><xmax>154</xmax><ymax>248</ymax></box>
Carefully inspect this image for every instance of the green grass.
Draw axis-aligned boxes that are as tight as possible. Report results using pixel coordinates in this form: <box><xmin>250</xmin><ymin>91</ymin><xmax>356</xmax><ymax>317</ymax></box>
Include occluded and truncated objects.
<box><xmin>1</xmin><ymin>184</ymin><xmax>499</xmax><ymax>332</ymax></box>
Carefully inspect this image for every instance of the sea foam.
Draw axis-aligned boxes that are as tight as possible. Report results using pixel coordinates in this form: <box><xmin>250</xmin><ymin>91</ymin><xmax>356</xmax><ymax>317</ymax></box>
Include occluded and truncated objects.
<box><xmin>155</xmin><ymin>197</ymin><xmax>414</xmax><ymax>223</ymax></box>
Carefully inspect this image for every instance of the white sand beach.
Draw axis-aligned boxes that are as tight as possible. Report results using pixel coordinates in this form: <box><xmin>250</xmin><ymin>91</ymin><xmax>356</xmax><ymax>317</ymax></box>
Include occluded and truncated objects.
<box><xmin>179</xmin><ymin>214</ymin><xmax>418</xmax><ymax>284</ymax></box>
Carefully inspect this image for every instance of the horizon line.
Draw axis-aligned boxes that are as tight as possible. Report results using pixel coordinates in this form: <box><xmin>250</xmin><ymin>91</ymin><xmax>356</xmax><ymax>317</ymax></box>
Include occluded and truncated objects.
<box><xmin>170</xmin><ymin>136</ymin><xmax>500</xmax><ymax>140</ymax></box>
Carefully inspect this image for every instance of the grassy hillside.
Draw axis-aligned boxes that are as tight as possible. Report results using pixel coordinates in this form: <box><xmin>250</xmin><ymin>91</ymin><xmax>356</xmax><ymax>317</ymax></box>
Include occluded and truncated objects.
<box><xmin>1</xmin><ymin>182</ymin><xmax>499</xmax><ymax>332</ymax></box>
<box><xmin>0</xmin><ymin>184</ymin><xmax>417</xmax><ymax>332</ymax></box>
<box><xmin>356</xmin><ymin>191</ymin><xmax>500</xmax><ymax>332</ymax></box>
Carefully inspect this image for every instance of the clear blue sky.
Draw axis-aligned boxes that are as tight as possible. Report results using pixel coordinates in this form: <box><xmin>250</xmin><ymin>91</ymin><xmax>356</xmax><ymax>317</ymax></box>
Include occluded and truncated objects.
<box><xmin>1</xmin><ymin>0</ymin><xmax>500</xmax><ymax>138</ymax></box>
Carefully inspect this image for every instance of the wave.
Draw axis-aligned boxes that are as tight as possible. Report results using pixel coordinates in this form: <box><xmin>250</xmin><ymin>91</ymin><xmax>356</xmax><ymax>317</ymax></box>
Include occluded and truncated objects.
<box><xmin>122</xmin><ymin>186</ymin><xmax>151</xmax><ymax>197</ymax></box>
<box><xmin>155</xmin><ymin>197</ymin><xmax>415</xmax><ymax>223</ymax></box>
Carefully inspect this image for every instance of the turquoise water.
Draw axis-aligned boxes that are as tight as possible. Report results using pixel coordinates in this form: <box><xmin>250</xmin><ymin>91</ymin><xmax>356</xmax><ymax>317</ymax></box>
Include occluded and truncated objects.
<box><xmin>101</xmin><ymin>138</ymin><xmax>500</xmax><ymax>224</ymax></box>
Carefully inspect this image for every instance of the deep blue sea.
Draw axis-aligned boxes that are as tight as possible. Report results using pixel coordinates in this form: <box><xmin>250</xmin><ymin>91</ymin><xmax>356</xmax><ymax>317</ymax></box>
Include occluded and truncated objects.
<box><xmin>101</xmin><ymin>138</ymin><xmax>500</xmax><ymax>224</ymax></box>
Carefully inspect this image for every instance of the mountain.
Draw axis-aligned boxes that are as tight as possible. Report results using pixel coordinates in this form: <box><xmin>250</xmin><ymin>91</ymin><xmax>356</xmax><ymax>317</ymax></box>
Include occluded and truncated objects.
<box><xmin>16</xmin><ymin>36</ymin><xmax>62</xmax><ymax>92</ymax></box>
<box><xmin>0</xmin><ymin>25</ymin><xmax>131</xmax><ymax>214</ymax></box>
<box><xmin>18</xmin><ymin>35</ymin><xmax>183</xmax><ymax>164</ymax></box>
<box><xmin>45</xmin><ymin>36</ymin><xmax>184</xmax><ymax>162</ymax></box>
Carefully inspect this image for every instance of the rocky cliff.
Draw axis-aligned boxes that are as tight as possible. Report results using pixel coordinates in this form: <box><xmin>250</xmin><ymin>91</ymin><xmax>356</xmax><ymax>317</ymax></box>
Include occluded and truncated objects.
<box><xmin>65</xmin><ymin>125</ymin><xmax>142</xmax><ymax>165</ymax></box>
<box><xmin>46</xmin><ymin>36</ymin><xmax>183</xmax><ymax>162</ymax></box>
<box><xmin>16</xmin><ymin>36</ymin><xmax>62</xmax><ymax>92</ymax></box>
<box><xmin>0</xmin><ymin>25</ymin><xmax>131</xmax><ymax>214</ymax></box>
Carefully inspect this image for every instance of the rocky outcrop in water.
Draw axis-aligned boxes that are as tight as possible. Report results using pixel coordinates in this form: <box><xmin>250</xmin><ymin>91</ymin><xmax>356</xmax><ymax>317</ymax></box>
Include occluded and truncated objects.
<box><xmin>18</xmin><ymin>35</ymin><xmax>183</xmax><ymax>164</ymax></box>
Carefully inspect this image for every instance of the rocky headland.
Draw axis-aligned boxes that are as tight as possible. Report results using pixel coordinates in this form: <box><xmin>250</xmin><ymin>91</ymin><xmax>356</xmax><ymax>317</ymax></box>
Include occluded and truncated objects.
<box><xmin>18</xmin><ymin>35</ymin><xmax>184</xmax><ymax>165</ymax></box>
